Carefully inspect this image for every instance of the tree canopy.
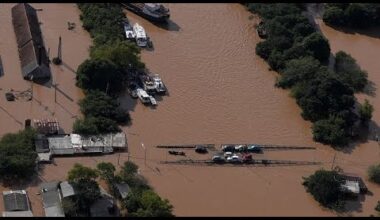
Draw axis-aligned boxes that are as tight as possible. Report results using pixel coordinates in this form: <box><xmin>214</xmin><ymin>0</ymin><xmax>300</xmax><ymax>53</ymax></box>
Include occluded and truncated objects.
<box><xmin>79</xmin><ymin>90</ymin><xmax>130</xmax><ymax>125</ymax></box>
<box><xmin>246</xmin><ymin>3</ymin><xmax>370</xmax><ymax>147</ymax></box>
<box><xmin>303</xmin><ymin>169</ymin><xmax>345</xmax><ymax>210</ymax></box>
<box><xmin>368</xmin><ymin>164</ymin><xmax>380</xmax><ymax>184</ymax></box>
<box><xmin>358</xmin><ymin>99</ymin><xmax>374</xmax><ymax>124</ymax></box>
<box><xmin>323</xmin><ymin>3</ymin><xmax>380</xmax><ymax>29</ymax></box>
<box><xmin>68</xmin><ymin>163</ymin><xmax>99</xmax><ymax>181</ymax></box>
<box><xmin>73</xmin><ymin>116</ymin><xmax>121</xmax><ymax>135</ymax></box>
<box><xmin>334</xmin><ymin>51</ymin><xmax>368</xmax><ymax>92</ymax></box>
<box><xmin>0</xmin><ymin>128</ymin><xmax>37</xmax><ymax>181</ymax></box>
<box><xmin>76</xmin><ymin>58</ymin><xmax>124</xmax><ymax>95</ymax></box>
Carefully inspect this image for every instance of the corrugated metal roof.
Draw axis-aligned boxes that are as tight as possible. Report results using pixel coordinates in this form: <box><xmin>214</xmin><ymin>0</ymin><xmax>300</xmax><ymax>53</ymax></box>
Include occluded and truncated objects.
<box><xmin>59</xmin><ymin>181</ymin><xmax>75</xmax><ymax>198</ymax></box>
<box><xmin>2</xmin><ymin>190</ymin><xmax>30</xmax><ymax>212</ymax></box>
<box><xmin>11</xmin><ymin>3</ymin><xmax>50</xmax><ymax>80</ymax></box>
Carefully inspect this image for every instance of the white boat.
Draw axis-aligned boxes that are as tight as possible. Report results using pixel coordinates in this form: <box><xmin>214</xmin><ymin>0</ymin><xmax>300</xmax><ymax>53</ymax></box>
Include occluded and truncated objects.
<box><xmin>149</xmin><ymin>95</ymin><xmax>157</xmax><ymax>106</ymax></box>
<box><xmin>152</xmin><ymin>74</ymin><xmax>167</xmax><ymax>94</ymax></box>
<box><xmin>133</xmin><ymin>23</ymin><xmax>148</xmax><ymax>47</ymax></box>
<box><xmin>136</xmin><ymin>88</ymin><xmax>150</xmax><ymax>104</ymax></box>
<box><xmin>124</xmin><ymin>20</ymin><xmax>136</xmax><ymax>40</ymax></box>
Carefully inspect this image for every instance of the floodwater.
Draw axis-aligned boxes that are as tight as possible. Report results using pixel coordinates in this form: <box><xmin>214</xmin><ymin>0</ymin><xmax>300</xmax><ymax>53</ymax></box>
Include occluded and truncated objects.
<box><xmin>0</xmin><ymin>3</ymin><xmax>379</xmax><ymax>217</ymax></box>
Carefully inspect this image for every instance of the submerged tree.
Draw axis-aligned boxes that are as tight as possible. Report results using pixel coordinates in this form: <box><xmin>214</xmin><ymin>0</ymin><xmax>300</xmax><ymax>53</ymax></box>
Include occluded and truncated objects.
<box><xmin>303</xmin><ymin>169</ymin><xmax>345</xmax><ymax>210</ymax></box>
<box><xmin>368</xmin><ymin>164</ymin><xmax>380</xmax><ymax>184</ymax></box>
<box><xmin>0</xmin><ymin>128</ymin><xmax>37</xmax><ymax>180</ymax></box>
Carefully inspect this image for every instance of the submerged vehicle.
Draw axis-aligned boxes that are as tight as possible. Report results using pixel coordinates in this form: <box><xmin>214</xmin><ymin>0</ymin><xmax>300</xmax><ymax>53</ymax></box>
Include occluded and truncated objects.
<box><xmin>122</xmin><ymin>3</ymin><xmax>170</xmax><ymax>23</ymax></box>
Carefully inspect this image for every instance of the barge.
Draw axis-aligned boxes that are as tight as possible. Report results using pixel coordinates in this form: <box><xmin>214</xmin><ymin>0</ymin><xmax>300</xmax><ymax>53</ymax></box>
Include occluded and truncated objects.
<box><xmin>122</xmin><ymin>3</ymin><xmax>170</xmax><ymax>23</ymax></box>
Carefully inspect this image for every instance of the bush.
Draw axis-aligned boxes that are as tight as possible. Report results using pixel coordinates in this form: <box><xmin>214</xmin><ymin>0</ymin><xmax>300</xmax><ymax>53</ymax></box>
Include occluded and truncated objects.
<box><xmin>303</xmin><ymin>169</ymin><xmax>345</xmax><ymax>210</ymax></box>
<box><xmin>368</xmin><ymin>164</ymin><xmax>380</xmax><ymax>184</ymax></box>
<box><xmin>376</xmin><ymin>201</ymin><xmax>380</xmax><ymax>212</ymax></box>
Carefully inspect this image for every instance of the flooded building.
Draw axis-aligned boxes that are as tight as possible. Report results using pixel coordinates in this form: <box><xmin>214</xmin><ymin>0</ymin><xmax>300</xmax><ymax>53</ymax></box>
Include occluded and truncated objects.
<box><xmin>40</xmin><ymin>182</ymin><xmax>65</xmax><ymax>217</ymax></box>
<box><xmin>11</xmin><ymin>3</ymin><xmax>50</xmax><ymax>81</ymax></box>
<box><xmin>2</xmin><ymin>190</ymin><xmax>33</xmax><ymax>217</ymax></box>
<box><xmin>36</xmin><ymin>132</ymin><xmax>128</xmax><ymax>160</ymax></box>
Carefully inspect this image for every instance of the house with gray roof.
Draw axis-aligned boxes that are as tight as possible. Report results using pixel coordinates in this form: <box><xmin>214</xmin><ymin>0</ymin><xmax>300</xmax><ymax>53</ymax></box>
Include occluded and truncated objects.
<box><xmin>2</xmin><ymin>190</ymin><xmax>33</xmax><ymax>217</ymax></box>
<box><xmin>11</xmin><ymin>3</ymin><xmax>50</xmax><ymax>81</ymax></box>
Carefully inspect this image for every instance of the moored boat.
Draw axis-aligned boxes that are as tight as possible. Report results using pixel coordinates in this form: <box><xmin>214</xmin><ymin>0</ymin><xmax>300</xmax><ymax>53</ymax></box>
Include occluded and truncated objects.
<box><xmin>122</xmin><ymin>3</ymin><xmax>170</xmax><ymax>23</ymax></box>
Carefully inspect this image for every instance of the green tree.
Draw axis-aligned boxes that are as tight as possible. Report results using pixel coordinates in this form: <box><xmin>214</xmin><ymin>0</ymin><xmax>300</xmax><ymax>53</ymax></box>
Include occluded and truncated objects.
<box><xmin>76</xmin><ymin>58</ymin><xmax>124</xmax><ymax>95</ymax></box>
<box><xmin>345</xmin><ymin>3</ymin><xmax>371</xmax><ymax>28</ymax></box>
<box><xmin>71</xmin><ymin>178</ymin><xmax>101</xmax><ymax>214</ymax></box>
<box><xmin>255</xmin><ymin>40</ymin><xmax>273</xmax><ymax>60</ymax></box>
<box><xmin>335</xmin><ymin>51</ymin><xmax>368</xmax><ymax>92</ymax></box>
<box><xmin>375</xmin><ymin>201</ymin><xmax>380</xmax><ymax>212</ymax></box>
<box><xmin>323</xmin><ymin>7</ymin><xmax>346</xmax><ymax>26</ymax></box>
<box><xmin>359</xmin><ymin>99</ymin><xmax>374</xmax><ymax>124</ymax></box>
<box><xmin>121</xmin><ymin>161</ymin><xmax>139</xmax><ymax>176</ymax></box>
<box><xmin>303</xmin><ymin>169</ymin><xmax>345</xmax><ymax>210</ymax></box>
<box><xmin>68</xmin><ymin>163</ymin><xmax>99</xmax><ymax>182</ymax></box>
<box><xmin>61</xmin><ymin>197</ymin><xmax>79</xmax><ymax>217</ymax></box>
<box><xmin>79</xmin><ymin>90</ymin><xmax>130</xmax><ymax>124</ymax></box>
<box><xmin>133</xmin><ymin>190</ymin><xmax>174</xmax><ymax>217</ymax></box>
<box><xmin>91</xmin><ymin>41</ymin><xmax>145</xmax><ymax>70</ymax></box>
<box><xmin>368</xmin><ymin>164</ymin><xmax>380</xmax><ymax>184</ymax></box>
<box><xmin>97</xmin><ymin>162</ymin><xmax>116</xmax><ymax>181</ymax></box>
<box><xmin>302</xmin><ymin>32</ymin><xmax>331</xmax><ymax>63</ymax></box>
<box><xmin>73</xmin><ymin>117</ymin><xmax>99</xmax><ymax>135</ymax></box>
<box><xmin>277</xmin><ymin>56</ymin><xmax>320</xmax><ymax>88</ymax></box>
<box><xmin>73</xmin><ymin>116</ymin><xmax>121</xmax><ymax>135</ymax></box>
<box><xmin>0</xmin><ymin>128</ymin><xmax>37</xmax><ymax>180</ymax></box>
<box><xmin>312</xmin><ymin>115</ymin><xmax>349</xmax><ymax>146</ymax></box>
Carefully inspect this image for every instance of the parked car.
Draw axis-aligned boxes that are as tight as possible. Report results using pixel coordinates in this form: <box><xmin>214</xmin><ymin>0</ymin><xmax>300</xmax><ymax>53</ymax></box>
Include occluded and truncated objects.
<box><xmin>195</xmin><ymin>145</ymin><xmax>208</xmax><ymax>154</ymax></box>
<box><xmin>224</xmin><ymin>152</ymin><xmax>233</xmax><ymax>158</ymax></box>
<box><xmin>247</xmin><ymin>145</ymin><xmax>262</xmax><ymax>153</ymax></box>
<box><xmin>235</xmin><ymin>145</ymin><xmax>247</xmax><ymax>152</ymax></box>
<box><xmin>212</xmin><ymin>155</ymin><xmax>225</xmax><ymax>163</ymax></box>
<box><xmin>242</xmin><ymin>154</ymin><xmax>253</xmax><ymax>162</ymax></box>
<box><xmin>222</xmin><ymin>145</ymin><xmax>235</xmax><ymax>152</ymax></box>
<box><xmin>227</xmin><ymin>155</ymin><xmax>241</xmax><ymax>163</ymax></box>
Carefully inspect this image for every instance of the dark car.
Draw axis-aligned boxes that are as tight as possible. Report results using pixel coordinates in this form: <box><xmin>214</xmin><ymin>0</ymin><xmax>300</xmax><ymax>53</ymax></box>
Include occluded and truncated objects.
<box><xmin>195</xmin><ymin>145</ymin><xmax>208</xmax><ymax>154</ymax></box>
<box><xmin>222</xmin><ymin>145</ymin><xmax>235</xmax><ymax>152</ymax></box>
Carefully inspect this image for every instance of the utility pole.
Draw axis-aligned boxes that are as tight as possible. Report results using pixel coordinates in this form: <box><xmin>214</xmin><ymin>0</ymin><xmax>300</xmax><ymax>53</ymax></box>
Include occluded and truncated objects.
<box><xmin>141</xmin><ymin>142</ymin><xmax>146</xmax><ymax>167</ymax></box>
<box><xmin>54</xmin><ymin>83</ymin><xmax>58</xmax><ymax>103</ymax></box>
<box><xmin>331</xmin><ymin>152</ymin><xmax>336</xmax><ymax>170</ymax></box>
<box><xmin>30</xmin><ymin>75</ymin><xmax>34</xmax><ymax>99</ymax></box>
<box><xmin>58</xmin><ymin>36</ymin><xmax>62</xmax><ymax>61</ymax></box>
<box><xmin>118</xmin><ymin>153</ymin><xmax>121</xmax><ymax>166</ymax></box>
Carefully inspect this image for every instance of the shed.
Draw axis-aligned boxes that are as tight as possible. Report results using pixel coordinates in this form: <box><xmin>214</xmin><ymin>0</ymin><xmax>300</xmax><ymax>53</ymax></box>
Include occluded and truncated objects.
<box><xmin>59</xmin><ymin>181</ymin><xmax>75</xmax><ymax>198</ymax></box>
<box><xmin>11</xmin><ymin>3</ymin><xmax>50</xmax><ymax>81</ymax></box>
<box><xmin>35</xmin><ymin>134</ymin><xmax>50</xmax><ymax>153</ymax></box>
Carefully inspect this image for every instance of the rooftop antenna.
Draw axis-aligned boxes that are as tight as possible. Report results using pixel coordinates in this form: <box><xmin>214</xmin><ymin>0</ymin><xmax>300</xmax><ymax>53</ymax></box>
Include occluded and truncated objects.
<box><xmin>52</xmin><ymin>36</ymin><xmax>62</xmax><ymax>65</ymax></box>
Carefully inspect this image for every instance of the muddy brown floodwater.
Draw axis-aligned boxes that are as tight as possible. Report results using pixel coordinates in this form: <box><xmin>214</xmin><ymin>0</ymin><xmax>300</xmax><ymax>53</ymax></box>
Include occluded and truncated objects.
<box><xmin>0</xmin><ymin>3</ymin><xmax>379</xmax><ymax>217</ymax></box>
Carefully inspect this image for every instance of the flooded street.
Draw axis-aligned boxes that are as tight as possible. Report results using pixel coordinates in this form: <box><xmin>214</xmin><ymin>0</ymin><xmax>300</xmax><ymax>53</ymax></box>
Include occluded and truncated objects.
<box><xmin>0</xmin><ymin>3</ymin><xmax>379</xmax><ymax>216</ymax></box>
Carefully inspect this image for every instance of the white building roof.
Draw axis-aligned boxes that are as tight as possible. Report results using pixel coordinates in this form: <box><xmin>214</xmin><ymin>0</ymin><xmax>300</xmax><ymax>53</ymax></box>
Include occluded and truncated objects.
<box><xmin>341</xmin><ymin>180</ymin><xmax>360</xmax><ymax>194</ymax></box>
